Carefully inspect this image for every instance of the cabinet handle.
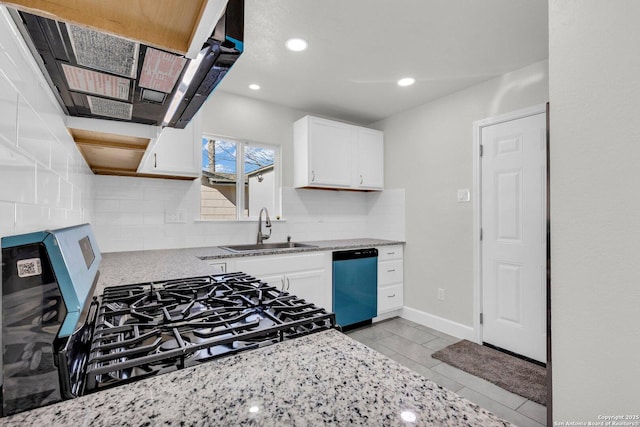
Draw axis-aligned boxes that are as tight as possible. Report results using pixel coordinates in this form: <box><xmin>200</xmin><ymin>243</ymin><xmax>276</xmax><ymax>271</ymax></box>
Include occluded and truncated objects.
<box><xmin>311</xmin><ymin>170</ymin><xmax>315</xmax><ymax>182</ymax></box>
<box><xmin>281</xmin><ymin>278</ymin><xmax>285</xmax><ymax>290</ymax></box>
<box><xmin>360</xmin><ymin>174</ymin><xmax>363</xmax><ymax>185</ymax></box>
<box><xmin>388</xmin><ymin>294</ymin><xmax>396</xmax><ymax>298</ymax></box>
<box><xmin>387</xmin><ymin>252</ymin><xmax>395</xmax><ymax>255</ymax></box>
<box><xmin>154</xmin><ymin>153</ymin><xmax>157</xmax><ymax>168</ymax></box>
<box><xmin>387</xmin><ymin>269</ymin><xmax>395</xmax><ymax>273</ymax></box>
<box><xmin>286</xmin><ymin>277</ymin><xmax>290</xmax><ymax>290</ymax></box>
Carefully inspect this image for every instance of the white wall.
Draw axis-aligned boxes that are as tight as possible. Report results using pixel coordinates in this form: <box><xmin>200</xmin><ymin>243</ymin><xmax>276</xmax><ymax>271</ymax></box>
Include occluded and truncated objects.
<box><xmin>549</xmin><ymin>0</ymin><xmax>640</xmax><ymax>420</ymax></box>
<box><xmin>375</xmin><ymin>60</ymin><xmax>549</xmax><ymax>327</ymax></box>
<box><xmin>0</xmin><ymin>7</ymin><xmax>93</xmax><ymax>240</ymax></box>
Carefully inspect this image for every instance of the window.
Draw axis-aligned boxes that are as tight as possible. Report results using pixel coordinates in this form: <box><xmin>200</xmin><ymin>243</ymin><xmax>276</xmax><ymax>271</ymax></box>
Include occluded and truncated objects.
<box><xmin>200</xmin><ymin>136</ymin><xmax>280</xmax><ymax>220</ymax></box>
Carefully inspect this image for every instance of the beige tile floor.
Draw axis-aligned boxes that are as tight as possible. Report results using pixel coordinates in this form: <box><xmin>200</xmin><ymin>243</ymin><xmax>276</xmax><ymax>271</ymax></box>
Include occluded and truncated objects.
<box><xmin>345</xmin><ymin>317</ymin><xmax>546</xmax><ymax>427</ymax></box>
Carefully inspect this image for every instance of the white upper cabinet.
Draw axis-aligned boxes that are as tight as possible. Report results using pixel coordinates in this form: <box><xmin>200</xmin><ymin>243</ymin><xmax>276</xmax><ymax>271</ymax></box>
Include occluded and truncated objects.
<box><xmin>356</xmin><ymin>127</ymin><xmax>384</xmax><ymax>190</ymax></box>
<box><xmin>138</xmin><ymin>114</ymin><xmax>201</xmax><ymax>178</ymax></box>
<box><xmin>294</xmin><ymin>115</ymin><xmax>384</xmax><ymax>191</ymax></box>
<box><xmin>294</xmin><ymin>116</ymin><xmax>354</xmax><ymax>188</ymax></box>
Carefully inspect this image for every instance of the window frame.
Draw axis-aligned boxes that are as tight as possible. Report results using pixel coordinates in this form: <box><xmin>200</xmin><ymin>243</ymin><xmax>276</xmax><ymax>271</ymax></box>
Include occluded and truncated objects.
<box><xmin>200</xmin><ymin>134</ymin><xmax>281</xmax><ymax>221</ymax></box>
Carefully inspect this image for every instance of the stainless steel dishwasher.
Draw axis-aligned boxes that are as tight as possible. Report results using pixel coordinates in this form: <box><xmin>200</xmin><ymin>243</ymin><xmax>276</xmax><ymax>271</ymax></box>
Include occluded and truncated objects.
<box><xmin>332</xmin><ymin>248</ymin><xmax>378</xmax><ymax>328</ymax></box>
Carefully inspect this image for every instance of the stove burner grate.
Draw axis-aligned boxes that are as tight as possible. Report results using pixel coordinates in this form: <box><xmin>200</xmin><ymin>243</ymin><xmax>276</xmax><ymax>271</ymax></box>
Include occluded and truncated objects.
<box><xmin>83</xmin><ymin>272</ymin><xmax>334</xmax><ymax>392</ymax></box>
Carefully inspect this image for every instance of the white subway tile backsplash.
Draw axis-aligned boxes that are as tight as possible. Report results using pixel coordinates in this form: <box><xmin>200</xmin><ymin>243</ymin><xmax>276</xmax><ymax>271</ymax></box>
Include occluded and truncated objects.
<box><xmin>0</xmin><ymin>69</ymin><xmax>17</xmax><ymax>146</ymax></box>
<box><xmin>65</xmin><ymin>209</ymin><xmax>83</xmax><ymax>226</ymax></box>
<box><xmin>50</xmin><ymin>207</ymin><xmax>67</xmax><ymax>228</ymax></box>
<box><xmin>143</xmin><ymin>211</ymin><xmax>165</xmax><ymax>225</ymax></box>
<box><xmin>90</xmin><ymin>163</ymin><xmax>404</xmax><ymax>252</ymax></box>
<box><xmin>36</xmin><ymin>164</ymin><xmax>60</xmax><ymax>207</ymax></box>
<box><xmin>15</xmin><ymin>203</ymin><xmax>48</xmax><ymax>233</ymax></box>
<box><xmin>0</xmin><ymin>11</ymin><xmax>92</xmax><ymax>237</ymax></box>
<box><xmin>17</xmin><ymin>97</ymin><xmax>52</xmax><ymax>168</ymax></box>
<box><xmin>118</xmin><ymin>199</ymin><xmax>149</xmax><ymax>213</ymax></box>
<box><xmin>0</xmin><ymin>201</ymin><xmax>15</xmax><ymax>236</ymax></box>
<box><xmin>93</xmin><ymin>211</ymin><xmax>144</xmax><ymax>226</ymax></box>
<box><xmin>120</xmin><ymin>199</ymin><xmax>165</xmax><ymax>213</ymax></box>
<box><xmin>94</xmin><ymin>183</ymin><xmax>143</xmax><ymax>201</ymax></box>
<box><xmin>366</xmin><ymin>188</ymin><xmax>406</xmax><ymax>241</ymax></box>
<box><xmin>50</xmin><ymin>139</ymin><xmax>69</xmax><ymax>180</ymax></box>
<box><xmin>0</xmin><ymin>138</ymin><xmax>36</xmax><ymax>204</ymax></box>
<box><xmin>72</xmin><ymin>185</ymin><xmax>82</xmax><ymax>211</ymax></box>
<box><xmin>59</xmin><ymin>179</ymin><xmax>73</xmax><ymax>210</ymax></box>
<box><xmin>94</xmin><ymin>199</ymin><xmax>119</xmax><ymax>212</ymax></box>
<box><xmin>120</xmin><ymin>224</ymin><xmax>159</xmax><ymax>241</ymax></box>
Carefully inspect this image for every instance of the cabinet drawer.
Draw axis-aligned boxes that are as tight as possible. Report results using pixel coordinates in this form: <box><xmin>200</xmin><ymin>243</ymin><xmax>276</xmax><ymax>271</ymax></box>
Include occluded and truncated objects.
<box><xmin>378</xmin><ymin>259</ymin><xmax>403</xmax><ymax>285</ymax></box>
<box><xmin>377</xmin><ymin>245</ymin><xmax>403</xmax><ymax>261</ymax></box>
<box><xmin>235</xmin><ymin>252</ymin><xmax>325</xmax><ymax>276</ymax></box>
<box><xmin>378</xmin><ymin>284</ymin><xmax>403</xmax><ymax>313</ymax></box>
<box><xmin>207</xmin><ymin>262</ymin><xmax>227</xmax><ymax>274</ymax></box>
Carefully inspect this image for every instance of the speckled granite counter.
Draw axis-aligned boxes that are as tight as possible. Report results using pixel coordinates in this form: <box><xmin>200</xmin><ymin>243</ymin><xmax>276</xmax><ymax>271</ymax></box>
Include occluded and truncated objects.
<box><xmin>4</xmin><ymin>329</ymin><xmax>510</xmax><ymax>426</ymax></box>
<box><xmin>96</xmin><ymin>238</ymin><xmax>402</xmax><ymax>293</ymax></box>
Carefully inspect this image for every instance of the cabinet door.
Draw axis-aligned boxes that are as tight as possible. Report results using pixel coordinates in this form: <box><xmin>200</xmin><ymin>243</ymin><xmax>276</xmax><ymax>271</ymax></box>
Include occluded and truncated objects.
<box><xmin>356</xmin><ymin>127</ymin><xmax>384</xmax><ymax>189</ymax></box>
<box><xmin>286</xmin><ymin>269</ymin><xmax>328</xmax><ymax>310</ymax></box>
<box><xmin>260</xmin><ymin>274</ymin><xmax>286</xmax><ymax>291</ymax></box>
<box><xmin>308</xmin><ymin>117</ymin><xmax>354</xmax><ymax>187</ymax></box>
<box><xmin>139</xmin><ymin>116</ymin><xmax>200</xmax><ymax>177</ymax></box>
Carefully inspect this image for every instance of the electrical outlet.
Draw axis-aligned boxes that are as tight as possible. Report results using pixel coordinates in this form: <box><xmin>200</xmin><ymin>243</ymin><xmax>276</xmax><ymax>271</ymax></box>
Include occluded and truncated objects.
<box><xmin>437</xmin><ymin>288</ymin><xmax>445</xmax><ymax>301</ymax></box>
<box><xmin>165</xmin><ymin>210</ymin><xmax>187</xmax><ymax>224</ymax></box>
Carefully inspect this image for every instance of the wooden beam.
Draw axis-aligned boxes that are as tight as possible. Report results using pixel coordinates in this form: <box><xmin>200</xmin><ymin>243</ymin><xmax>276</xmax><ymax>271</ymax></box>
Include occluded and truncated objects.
<box><xmin>90</xmin><ymin>166</ymin><xmax>138</xmax><ymax>175</ymax></box>
<box><xmin>74</xmin><ymin>138</ymin><xmax>148</xmax><ymax>152</ymax></box>
<box><xmin>91</xmin><ymin>166</ymin><xmax>195</xmax><ymax>181</ymax></box>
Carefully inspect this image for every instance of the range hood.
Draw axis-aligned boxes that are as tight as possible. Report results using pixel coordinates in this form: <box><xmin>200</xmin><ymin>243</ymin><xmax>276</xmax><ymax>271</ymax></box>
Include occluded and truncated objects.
<box><xmin>7</xmin><ymin>0</ymin><xmax>243</xmax><ymax>129</ymax></box>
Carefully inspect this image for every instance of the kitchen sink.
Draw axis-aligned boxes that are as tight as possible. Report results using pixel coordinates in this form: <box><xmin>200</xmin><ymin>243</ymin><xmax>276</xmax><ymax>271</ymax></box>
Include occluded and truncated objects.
<box><xmin>219</xmin><ymin>242</ymin><xmax>318</xmax><ymax>253</ymax></box>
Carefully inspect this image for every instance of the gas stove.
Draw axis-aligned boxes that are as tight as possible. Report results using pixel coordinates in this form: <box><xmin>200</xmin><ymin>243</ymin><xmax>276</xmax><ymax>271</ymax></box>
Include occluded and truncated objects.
<box><xmin>85</xmin><ymin>273</ymin><xmax>334</xmax><ymax>392</ymax></box>
<box><xmin>1</xmin><ymin>225</ymin><xmax>335</xmax><ymax>416</ymax></box>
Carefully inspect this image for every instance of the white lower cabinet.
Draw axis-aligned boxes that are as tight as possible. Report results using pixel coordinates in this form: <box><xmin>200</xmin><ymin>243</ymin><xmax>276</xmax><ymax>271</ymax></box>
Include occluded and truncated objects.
<box><xmin>286</xmin><ymin>269</ymin><xmax>327</xmax><ymax>307</ymax></box>
<box><xmin>376</xmin><ymin>245</ymin><xmax>404</xmax><ymax>314</ymax></box>
<box><xmin>234</xmin><ymin>252</ymin><xmax>332</xmax><ymax>310</ymax></box>
<box><xmin>222</xmin><ymin>245</ymin><xmax>402</xmax><ymax>317</ymax></box>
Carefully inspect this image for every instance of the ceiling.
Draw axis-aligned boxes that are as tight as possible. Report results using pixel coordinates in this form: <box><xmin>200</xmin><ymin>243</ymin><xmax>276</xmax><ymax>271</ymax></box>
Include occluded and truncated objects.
<box><xmin>214</xmin><ymin>0</ymin><xmax>549</xmax><ymax>125</ymax></box>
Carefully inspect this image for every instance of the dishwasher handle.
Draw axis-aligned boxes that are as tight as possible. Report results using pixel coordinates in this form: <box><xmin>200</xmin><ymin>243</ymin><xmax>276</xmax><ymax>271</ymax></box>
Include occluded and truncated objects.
<box><xmin>332</xmin><ymin>248</ymin><xmax>378</xmax><ymax>261</ymax></box>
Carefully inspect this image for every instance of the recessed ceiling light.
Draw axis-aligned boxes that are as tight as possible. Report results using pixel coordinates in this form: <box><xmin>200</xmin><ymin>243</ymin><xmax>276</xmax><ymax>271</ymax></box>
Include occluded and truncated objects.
<box><xmin>286</xmin><ymin>38</ymin><xmax>308</xmax><ymax>52</ymax></box>
<box><xmin>249</xmin><ymin>83</ymin><xmax>260</xmax><ymax>90</ymax></box>
<box><xmin>397</xmin><ymin>77</ymin><xmax>416</xmax><ymax>87</ymax></box>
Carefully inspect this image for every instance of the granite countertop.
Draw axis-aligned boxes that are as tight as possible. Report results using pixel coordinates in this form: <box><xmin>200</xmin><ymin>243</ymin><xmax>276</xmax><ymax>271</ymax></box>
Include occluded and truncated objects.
<box><xmin>3</xmin><ymin>329</ymin><xmax>510</xmax><ymax>427</ymax></box>
<box><xmin>96</xmin><ymin>238</ymin><xmax>402</xmax><ymax>292</ymax></box>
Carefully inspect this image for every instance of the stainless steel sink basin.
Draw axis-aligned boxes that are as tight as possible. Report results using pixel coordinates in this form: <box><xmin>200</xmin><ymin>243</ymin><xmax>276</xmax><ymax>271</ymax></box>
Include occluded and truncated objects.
<box><xmin>219</xmin><ymin>242</ymin><xmax>318</xmax><ymax>253</ymax></box>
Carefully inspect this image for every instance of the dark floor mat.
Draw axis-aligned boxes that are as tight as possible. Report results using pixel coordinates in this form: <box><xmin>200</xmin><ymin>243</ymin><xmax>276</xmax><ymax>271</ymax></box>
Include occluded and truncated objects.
<box><xmin>432</xmin><ymin>340</ymin><xmax>546</xmax><ymax>406</ymax></box>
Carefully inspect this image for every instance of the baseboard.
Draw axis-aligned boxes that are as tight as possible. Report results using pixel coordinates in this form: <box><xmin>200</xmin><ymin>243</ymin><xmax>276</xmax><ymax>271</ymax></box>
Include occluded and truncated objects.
<box><xmin>400</xmin><ymin>306</ymin><xmax>475</xmax><ymax>341</ymax></box>
<box><xmin>373</xmin><ymin>309</ymin><xmax>402</xmax><ymax>323</ymax></box>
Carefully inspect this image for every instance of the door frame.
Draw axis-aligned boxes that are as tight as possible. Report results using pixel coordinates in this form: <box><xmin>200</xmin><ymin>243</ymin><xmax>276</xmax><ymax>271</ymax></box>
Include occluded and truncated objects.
<box><xmin>471</xmin><ymin>104</ymin><xmax>547</xmax><ymax>345</ymax></box>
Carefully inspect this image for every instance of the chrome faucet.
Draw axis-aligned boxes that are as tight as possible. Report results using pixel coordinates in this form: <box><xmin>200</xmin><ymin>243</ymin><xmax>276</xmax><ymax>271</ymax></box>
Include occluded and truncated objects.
<box><xmin>257</xmin><ymin>207</ymin><xmax>272</xmax><ymax>244</ymax></box>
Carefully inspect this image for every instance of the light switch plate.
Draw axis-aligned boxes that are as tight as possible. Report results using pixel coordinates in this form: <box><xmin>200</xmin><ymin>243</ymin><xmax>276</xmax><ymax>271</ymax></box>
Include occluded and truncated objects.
<box><xmin>457</xmin><ymin>189</ymin><xmax>470</xmax><ymax>202</ymax></box>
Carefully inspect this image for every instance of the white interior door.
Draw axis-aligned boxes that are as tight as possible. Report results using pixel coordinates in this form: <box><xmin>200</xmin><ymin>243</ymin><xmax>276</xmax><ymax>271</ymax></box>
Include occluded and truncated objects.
<box><xmin>481</xmin><ymin>112</ymin><xmax>546</xmax><ymax>363</ymax></box>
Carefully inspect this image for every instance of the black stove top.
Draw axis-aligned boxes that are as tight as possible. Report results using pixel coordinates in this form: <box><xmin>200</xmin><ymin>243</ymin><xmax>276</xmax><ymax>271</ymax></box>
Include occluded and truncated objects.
<box><xmin>84</xmin><ymin>272</ymin><xmax>335</xmax><ymax>392</ymax></box>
